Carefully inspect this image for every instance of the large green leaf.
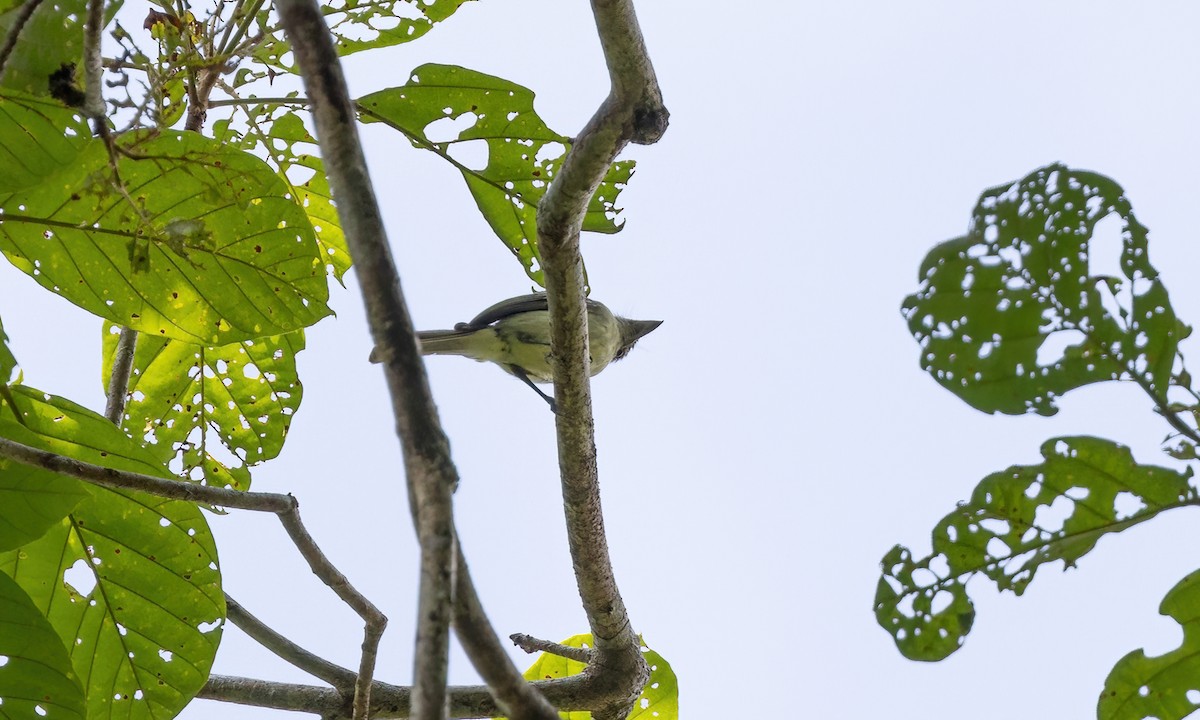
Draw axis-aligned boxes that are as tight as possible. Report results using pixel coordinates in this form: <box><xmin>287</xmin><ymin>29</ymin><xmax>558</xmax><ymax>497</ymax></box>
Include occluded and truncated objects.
<box><xmin>0</xmin><ymin>386</ymin><xmax>223</xmax><ymax>720</ymax></box>
<box><xmin>514</xmin><ymin>634</ymin><xmax>678</xmax><ymax>720</ymax></box>
<box><xmin>0</xmin><ymin>129</ymin><xmax>330</xmax><ymax>344</ymax></box>
<box><xmin>0</xmin><ymin>0</ymin><xmax>85</xmax><ymax>97</ymax></box>
<box><xmin>876</xmin><ymin>436</ymin><xmax>1195</xmax><ymax>661</ymax></box>
<box><xmin>0</xmin><ymin>570</ymin><xmax>85</xmax><ymax>720</ymax></box>
<box><xmin>0</xmin><ymin>92</ymin><xmax>91</xmax><ymax>192</ymax></box>
<box><xmin>268</xmin><ymin>112</ymin><xmax>351</xmax><ymax>281</ymax></box>
<box><xmin>1100</xmin><ymin>569</ymin><xmax>1200</xmax><ymax>720</ymax></box>
<box><xmin>0</xmin><ymin>412</ymin><xmax>89</xmax><ymax>550</ymax></box>
<box><xmin>102</xmin><ymin>322</ymin><xmax>304</xmax><ymax>489</ymax></box>
<box><xmin>253</xmin><ymin>0</ymin><xmax>472</xmax><ymax>75</ymax></box>
<box><xmin>903</xmin><ymin>164</ymin><xmax>1183</xmax><ymax>415</ymax></box>
<box><xmin>359</xmin><ymin>64</ymin><xmax>632</xmax><ymax>286</ymax></box>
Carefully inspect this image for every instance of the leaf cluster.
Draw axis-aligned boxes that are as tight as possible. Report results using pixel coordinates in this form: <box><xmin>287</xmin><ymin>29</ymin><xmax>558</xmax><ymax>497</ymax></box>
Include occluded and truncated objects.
<box><xmin>878</xmin><ymin>164</ymin><xmax>1200</xmax><ymax>719</ymax></box>
<box><xmin>0</xmin><ymin>1</ymin><xmax>666</xmax><ymax>718</ymax></box>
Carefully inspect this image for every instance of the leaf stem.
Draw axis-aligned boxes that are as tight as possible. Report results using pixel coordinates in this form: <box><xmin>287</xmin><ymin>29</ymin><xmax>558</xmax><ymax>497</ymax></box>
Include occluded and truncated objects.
<box><xmin>0</xmin><ymin>0</ymin><xmax>45</xmax><ymax>81</ymax></box>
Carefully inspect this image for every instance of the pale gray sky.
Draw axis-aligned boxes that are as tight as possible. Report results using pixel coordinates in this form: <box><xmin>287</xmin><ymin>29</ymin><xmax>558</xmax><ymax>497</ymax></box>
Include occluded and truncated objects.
<box><xmin>4</xmin><ymin>2</ymin><xmax>1200</xmax><ymax>718</ymax></box>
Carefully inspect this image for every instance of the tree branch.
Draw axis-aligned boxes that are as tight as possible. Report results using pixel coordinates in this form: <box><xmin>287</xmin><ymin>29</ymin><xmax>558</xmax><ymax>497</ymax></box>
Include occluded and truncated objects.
<box><xmin>278</xmin><ymin>504</ymin><xmax>388</xmax><ymax>718</ymax></box>
<box><xmin>452</xmin><ymin>545</ymin><xmax>560</xmax><ymax>718</ymax></box>
<box><xmin>0</xmin><ymin>435</ymin><xmax>294</xmax><ymax>511</ymax></box>
<box><xmin>104</xmin><ymin>326</ymin><xmax>138</xmax><ymax>424</ymax></box>
<box><xmin>225</xmin><ymin>594</ymin><xmax>360</xmax><ymax>691</ymax></box>
<box><xmin>272</xmin><ymin>3</ymin><xmax>461</xmax><ymax>718</ymax></box>
<box><xmin>510</xmin><ymin>634</ymin><xmax>592</xmax><ymax>664</ymax></box>
<box><xmin>535</xmin><ymin>0</ymin><xmax>667</xmax><ymax>717</ymax></box>
<box><xmin>199</xmin><ymin>671</ymin><xmax>598</xmax><ymax>718</ymax></box>
<box><xmin>82</xmin><ymin>0</ymin><xmax>106</xmax><ymax>118</ymax></box>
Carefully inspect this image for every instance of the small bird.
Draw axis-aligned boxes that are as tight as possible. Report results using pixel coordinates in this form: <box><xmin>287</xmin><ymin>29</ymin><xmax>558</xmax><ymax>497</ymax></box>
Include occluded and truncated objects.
<box><xmin>370</xmin><ymin>293</ymin><xmax>661</xmax><ymax>410</ymax></box>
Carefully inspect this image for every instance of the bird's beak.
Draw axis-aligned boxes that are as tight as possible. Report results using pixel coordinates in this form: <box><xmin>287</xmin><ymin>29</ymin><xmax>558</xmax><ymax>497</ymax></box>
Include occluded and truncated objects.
<box><xmin>625</xmin><ymin>319</ymin><xmax>663</xmax><ymax>344</ymax></box>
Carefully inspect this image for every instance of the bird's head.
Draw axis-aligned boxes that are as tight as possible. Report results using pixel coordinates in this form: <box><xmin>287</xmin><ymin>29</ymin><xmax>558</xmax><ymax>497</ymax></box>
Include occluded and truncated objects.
<box><xmin>614</xmin><ymin>317</ymin><xmax>663</xmax><ymax>360</ymax></box>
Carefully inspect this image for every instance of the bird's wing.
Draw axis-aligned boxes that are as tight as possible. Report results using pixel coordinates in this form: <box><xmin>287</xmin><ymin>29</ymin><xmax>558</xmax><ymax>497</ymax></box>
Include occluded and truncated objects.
<box><xmin>464</xmin><ymin>293</ymin><xmax>549</xmax><ymax>328</ymax></box>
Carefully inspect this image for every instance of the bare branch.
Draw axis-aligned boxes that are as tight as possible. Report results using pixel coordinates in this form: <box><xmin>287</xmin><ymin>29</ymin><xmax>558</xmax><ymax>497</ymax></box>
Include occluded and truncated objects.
<box><xmin>270</xmin><ymin>2</ymin><xmax>473</xmax><ymax>718</ymax></box>
<box><xmin>199</xmin><ymin>671</ymin><xmax>599</xmax><ymax>718</ymax></box>
<box><xmin>0</xmin><ymin>0</ymin><xmax>45</xmax><ymax>80</ymax></box>
<box><xmin>279</xmin><ymin>506</ymin><xmax>388</xmax><ymax>718</ymax></box>
<box><xmin>226</xmin><ymin>595</ymin><xmax>359</xmax><ymax>690</ymax></box>
<box><xmin>82</xmin><ymin>0</ymin><xmax>105</xmax><ymax>118</ymax></box>
<box><xmin>452</xmin><ymin>546</ymin><xmax>560</xmax><ymax>719</ymax></box>
<box><xmin>534</xmin><ymin>0</ymin><xmax>667</xmax><ymax>716</ymax></box>
<box><xmin>0</xmin><ymin>435</ymin><xmax>294</xmax><ymax>511</ymax></box>
<box><xmin>510</xmin><ymin>634</ymin><xmax>592</xmax><ymax>664</ymax></box>
<box><xmin>104</xmin><ymin>326</ymin><xmax>138</xmax><ymax>424</ymax></box>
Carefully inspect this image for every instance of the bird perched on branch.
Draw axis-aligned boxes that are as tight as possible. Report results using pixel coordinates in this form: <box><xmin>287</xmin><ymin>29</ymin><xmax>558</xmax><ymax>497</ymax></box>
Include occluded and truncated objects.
<box><xmin>369</xmin><ymin>292</ymin><xmax>661</xmax><ymax>410</ymax></box>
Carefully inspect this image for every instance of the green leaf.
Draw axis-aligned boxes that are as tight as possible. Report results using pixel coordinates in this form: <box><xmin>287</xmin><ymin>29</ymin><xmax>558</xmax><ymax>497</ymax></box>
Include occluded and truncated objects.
<box><xmin>268</xmin><ymin>112</ymin><xmax>352</xmax><ymax>281</ymax></box>
<box><xmin>876</xmin><ymin>436</ymin><xmax>1195</xmax><ymax>661</ymax></box>
<box><xmin>0</xmin><ymin>570</ymin><xmax>85</xmax><ymax>720</ymax></box>
<box><xmin>0</xmin><ymin>129</ymin><xmax>331</xmax><ymax>344</ymax></box>
<box><xmin>359</xmin><ymin>64</ymin><xmax>632</xmax><ymax>286</ymax></box>
<box><xmin>903</xmin><ymin>164</ymin><xmax>1182</xmax><ymax>415</ymax></box>
<box><xmin>0</xmin><ymin>0</ymin><xmax>85</xmax><ymax>98</ymax></box>
<box><xmin>254</xmin><ymin>0</ymin><xmax>472</xmax><ymax>75</ymax></box>
<box><xmin>0</xmin><ymin>386</ymin><xmax>223</xmax><ymax>720</ymax></box>
<box><xmin>0</xmin><ymin>439</ymin><xmax>89</xmax><ymax>552</ymax></box>
<box><xmin>0</xmin><ymin>92</ymin><xmax>91</xmax><ymax>192</ymax></box>
<box><xmin>0</xmin><ymin>314</ymin><xmax>16</xmax><ymax>384</ymax></box>
<box><xmin>1100</xmin><ymin>569</ymin><xmax>1200</xmax><ymax>720</ymax></box>
<box><xmin>515</xmin><ymin>634</ymin><xmax>678</xmax><ymax>720</ymax></box>
<box><xmin>102</xmin><ymin>322</ymin><xmax>304</xmax><ymax>488</ymax></box>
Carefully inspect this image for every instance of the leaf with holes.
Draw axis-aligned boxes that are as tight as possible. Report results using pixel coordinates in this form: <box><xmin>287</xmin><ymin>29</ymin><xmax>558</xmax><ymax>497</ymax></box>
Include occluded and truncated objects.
<box><xmin>0</xmin><ymin>386</ymin><xmax>223</xmax><ymax>720</ymax></box>
<box><xmin>902</xmin><ymin>164</ymin><xmax>1184</xmax><ymax>415</ymax></box>
<box><xmin>876</xmin><ymin>436</ymin><xmax>1195</xmax><ymax>661</ymax></box>
<box><xmin>0</xmin><ymin>569</ymin><xmax>85</xmax><ymax>720</ymax></box>
<box><xmin>360</xmin><ymin>64</ymin><xmax>632</xmax><ymax>286</ymax></box>
<box><xmin>0</xmin><ymin>129</ymin><xmax>330</xmax><ymax>345</ymax></box>
<box><xmin>0</xmin><ymin>92</ymin><xmax>91</xmax><ymax>192</ymax></box>
<box><xmin>253</xmin><ymin>0</ymin><xmax>472</xmax><ymax>76</ymax></box>
<box><xmin>268</xmin><ymin>112</ymin><xmax>351</xmax><ymax>281</ymax></box>
<box><xmin>515</xmin><ymin>634</ymin><xmax>678</xmax><ymax>720</ymax></box>
<box><xmin>1100</xmin><ymin>568</ymin><xmax>1200</xmax><ymax>720</ymax></box>
<box><xmin>102</xmin><ymin>322</ymin><xmax>303</xmax><ymax>488</ymax></box>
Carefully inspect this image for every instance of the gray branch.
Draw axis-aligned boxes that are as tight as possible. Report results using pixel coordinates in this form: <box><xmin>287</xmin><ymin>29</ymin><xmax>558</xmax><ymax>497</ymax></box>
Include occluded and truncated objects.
<box><xmin>272</xmin><ymin>2</ymin><xmax>463</xmax><ymax>718</ymax></box>
<box><xmin>0</xmin><ymin>435</ymin><xmax>294</xmax><ymax>511</ymax></box>
<box><xmin>82</xmin><ymin>0</ymin><xmax>105</xmax><ymax>117</ymax></box>
<box><xmin>226</xmin><ymin>595</ymin><xmax>360</xmax><ymax>691</ymax></box>
<box><xmin>510</xmin><ymin>634</ymin><xmax>592</xmax><ymax>664</ymax></box>
<box><xmin>104</xmin><ymin>326</ymin><xmax>138</xmax><ymax>424</ymax></box>
<box><xmin>199</xmin><ymin>671</ymin><xmax>597</xmax><ymax>718</ymax></box>
<box><xmin>534</xmin><ymin>0</ymin><xmax>667</xmax><ymax>717</ymax></box>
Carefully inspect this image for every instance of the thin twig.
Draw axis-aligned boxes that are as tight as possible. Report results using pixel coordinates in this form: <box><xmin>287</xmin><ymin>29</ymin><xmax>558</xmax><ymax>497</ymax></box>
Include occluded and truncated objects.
<box><xmin>510</xmin><ymin>634</ymin><xmax>592</xmax><ymax>663</ymax></box>
<box><xmin>271</xmin><ymin>3</ymin><xmax>463</xmax><ymax>719</ymax></box>
<box><xmin>0</xmin><ymin>435</ymin><xmax>294</xmax><ymax>511</ymax></box>
<box><xmin>278</xmin><ymin>506</ymin><xmax>388</xmax><ymax>719</ymax></box>
<box><xmin>104</xmin><ymin>326</ymin><xmax>138</xmax><ymax>424</ymax></box>
<box><xmin>225</xmin><ymin>595</ymin><xmax>360</xmax><ymax>691</ymax></box>
<box><xmin>0</xmin><ymin>0</ymin><xmax>45</xmax><ymax>80</ymax></box>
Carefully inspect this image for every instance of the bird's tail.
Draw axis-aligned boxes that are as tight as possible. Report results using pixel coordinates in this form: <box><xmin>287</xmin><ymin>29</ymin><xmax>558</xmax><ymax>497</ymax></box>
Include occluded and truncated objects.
<box><xmin>415</xmin><ymin>328</ymin><xmax>490</xmax><ymax>356</ymax></box>
<box><xmin>368</xmin><ymin>327</ymin><xmax>501</xmax><ymax>363</ymax></box>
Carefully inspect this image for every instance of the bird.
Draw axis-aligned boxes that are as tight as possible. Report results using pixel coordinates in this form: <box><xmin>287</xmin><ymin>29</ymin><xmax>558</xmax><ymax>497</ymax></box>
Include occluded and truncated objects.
<box><xmin>369</xmin><ymin>292</ymin><xmax>661</xmax><ymax>410</ymax></box>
